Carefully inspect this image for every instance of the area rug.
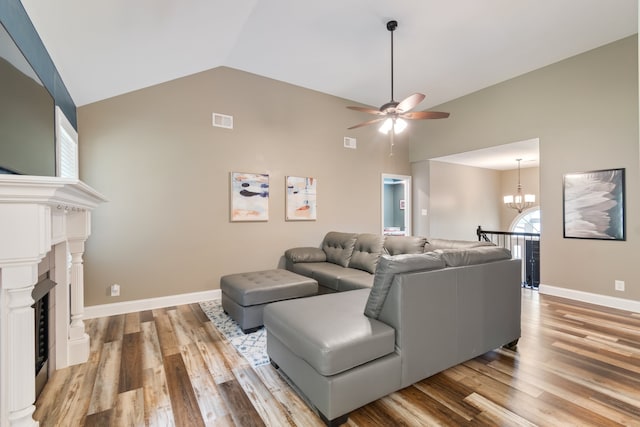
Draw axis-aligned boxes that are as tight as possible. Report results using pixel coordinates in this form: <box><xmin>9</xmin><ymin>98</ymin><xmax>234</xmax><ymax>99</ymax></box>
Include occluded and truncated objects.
<box><xmin>199</xmin><ymin>299</ymin><xmax>270</xmax><ymax>368</ymax></box>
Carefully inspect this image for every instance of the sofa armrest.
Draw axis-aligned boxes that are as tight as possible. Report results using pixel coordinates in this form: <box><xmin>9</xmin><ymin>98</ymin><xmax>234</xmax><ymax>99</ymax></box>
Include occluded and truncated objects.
<box><xmin>285</xmin><ymin>247</ymin><xmax>327</xmax><ymax>263</ymax></box>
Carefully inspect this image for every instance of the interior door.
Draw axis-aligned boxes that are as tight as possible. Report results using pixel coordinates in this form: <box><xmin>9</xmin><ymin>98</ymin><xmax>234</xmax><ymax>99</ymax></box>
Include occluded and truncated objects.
<box><xmin>381</xmin><ymin>173</ymin><xmax>411</xmax><ymax>236</ymax></box>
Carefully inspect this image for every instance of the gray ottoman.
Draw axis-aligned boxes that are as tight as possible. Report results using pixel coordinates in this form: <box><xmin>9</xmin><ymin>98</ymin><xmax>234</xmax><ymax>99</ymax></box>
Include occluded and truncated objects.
<box><xmin>221</xmin><ymin>269</ymin><xmax>318</xmax><ymax>333</ymax></box>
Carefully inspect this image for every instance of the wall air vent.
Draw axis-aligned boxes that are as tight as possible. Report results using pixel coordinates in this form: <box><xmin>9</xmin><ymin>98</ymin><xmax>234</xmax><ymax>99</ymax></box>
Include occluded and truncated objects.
<box><xmin>344</xmin><ymin>137</ymin><xmax>357</xmax><ymax>149</ymax></box>
<box><xmin>212</xmin><ymin>113</ymin><xmax>233</xmax><ymax>129</ymax></box>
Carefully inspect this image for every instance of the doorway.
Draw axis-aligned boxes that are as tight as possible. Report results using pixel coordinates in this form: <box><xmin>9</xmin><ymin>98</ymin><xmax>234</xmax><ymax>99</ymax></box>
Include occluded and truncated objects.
<box><xmin>381</xmin><ymin>174</ymin><xmax>411</xmax><ymax>236</ymax></box>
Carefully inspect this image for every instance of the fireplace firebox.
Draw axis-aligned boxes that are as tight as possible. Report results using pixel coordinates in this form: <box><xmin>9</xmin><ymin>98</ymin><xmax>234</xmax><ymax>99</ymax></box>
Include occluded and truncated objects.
<box><xmin>32</xmin><ymin>274</ymin><xmax>56</xmax><ymax>398</ymax></box>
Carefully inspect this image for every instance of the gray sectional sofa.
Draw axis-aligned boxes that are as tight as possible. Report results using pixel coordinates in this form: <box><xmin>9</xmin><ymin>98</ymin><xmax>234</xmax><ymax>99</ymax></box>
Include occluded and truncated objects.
<box><xmin>266</xmin><ymin>231</ymin><xmax>522</xmax><ymax>426</ymax></box>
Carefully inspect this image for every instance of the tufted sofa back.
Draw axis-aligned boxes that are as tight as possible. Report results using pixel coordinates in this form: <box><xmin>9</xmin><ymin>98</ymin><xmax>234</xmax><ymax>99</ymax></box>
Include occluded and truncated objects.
<box><xmin>383</xmin><ymin>235</ymin><xmax>428</xmax><ymax>255</ymax></box>
<box><xmin>322</xmin><ymin>232</ymin><xmax>358</xmax><ymax>267</ymax></box>
<box><xmin>348</xmin><ymin>233</ymin><xmax>385</xmax><ymax>274</ymax></box>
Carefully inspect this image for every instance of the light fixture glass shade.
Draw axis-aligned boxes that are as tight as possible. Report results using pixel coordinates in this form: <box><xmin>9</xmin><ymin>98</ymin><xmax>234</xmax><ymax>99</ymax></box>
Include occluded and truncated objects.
<box><xmin>379</xmin><ymin>118</ymin><xmax>407</xmax><ymax>134</ymax></box>
<box><xmin>393</xmin><ymin>118</ymin><xmax>407</xmax><ymax>133</ymax></box>
<box><xmin>504</xmin><ymin>192</ymin><xmax>535</xmax><ymax>213</ymax></box>
<box><xmin>378</xmin><ymin>118</ymin><xmax>391</xmax><ymax>134</ymax></box>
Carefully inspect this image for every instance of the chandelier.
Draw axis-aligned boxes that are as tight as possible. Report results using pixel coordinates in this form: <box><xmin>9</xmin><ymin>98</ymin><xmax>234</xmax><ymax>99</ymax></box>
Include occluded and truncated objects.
<box><xmin>504</xmin><ymin>159</ymin><xmax>535</xmax><ymax>213</ymax></box>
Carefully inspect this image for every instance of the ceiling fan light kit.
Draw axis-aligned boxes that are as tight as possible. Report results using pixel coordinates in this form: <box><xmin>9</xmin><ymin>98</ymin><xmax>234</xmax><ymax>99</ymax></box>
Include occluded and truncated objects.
<box><xmin>379</xmin><ymin>117</ymin><xmax>407</xmax><ymax>134</ymax></box>
<box><xmin>347</xmin><ymin>20</ymin><xmax>450</xmax><ymax>139</ymax></box>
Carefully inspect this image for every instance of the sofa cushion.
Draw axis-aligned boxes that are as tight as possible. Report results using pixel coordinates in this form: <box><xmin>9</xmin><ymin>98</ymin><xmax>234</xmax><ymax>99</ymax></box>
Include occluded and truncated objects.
<box><xmin>435</xmin><ymin>246</ymin><xmax>512</xmax><ymax>267</ymax></box>
<box><xmin>338</xmin><ymin>274</ymin><xmax>375</xmax><ymax>291</ymax></box>
<box><xmin>364</xmin><ymin>253</ymin><xmax>445</xmax><ymax>319</ymax></box>
<box><xmin>289</xmin><ymin>262</ymin><xmax>370</xmax><ymax>291</ymax></box>
<box><xmin>264</xmin><ymin>289</ymin><xmax>395</xmax><ymax>376</ymax></box>
<box><xmin>383</xmin><ymin>235</ymin><xmax>427</xmax><ymax>255</ymax></box>
<box><xmin>311</xmin><ymin>262</ymin><xmax>372</xmax><ymax>291</ymax></box>
<box><xmin>348</xmin><ymin>233</ymin><xmax>384</xmax><ymax>273</ymax></box>
<box><xmin>424</xmin><ymin>238</ymin><xmax>495</xmax><ymax>252</ymax></box>
<box><xmin>322</xmin><ymin>232</ymin><xmax>358</xmax><ymax>267</ymax></box>
<box><xmin>289</xmin><ymin>262</ymin><xmax>324</xmax><ymax>278</ymax></box>
<box><xmin>284</xmin><ymin>247</ymin><xmax>327</xmax><ymax>263</ymax></box>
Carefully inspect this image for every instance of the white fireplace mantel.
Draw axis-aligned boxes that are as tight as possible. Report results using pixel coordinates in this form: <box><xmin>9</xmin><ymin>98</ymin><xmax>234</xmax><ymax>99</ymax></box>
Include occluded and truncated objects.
<box><xmin>0</xmin><ymin>175</ymin><xmax>106</xmax><ymax>427</ymax></box>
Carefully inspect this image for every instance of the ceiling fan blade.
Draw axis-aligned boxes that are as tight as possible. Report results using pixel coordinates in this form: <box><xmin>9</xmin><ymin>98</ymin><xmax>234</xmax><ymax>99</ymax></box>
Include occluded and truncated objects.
<box><xmin>401</xmin><ymin>111</ymin><xmax>450</xmax><ymax>120</ymax></box>
<box><xmin>347</xmin><ymin>106</ymin><xmax>385</xmax><ymax>115</ymax></box>
<box><xmin>396</xmin><ymin>93</ymin><xmax>426</xmax><ymax>113</ymax></box>
<box><xmin>348</xmin><ymin>117</ymin><xmax>386</xmax><ymax>130</ymax></box>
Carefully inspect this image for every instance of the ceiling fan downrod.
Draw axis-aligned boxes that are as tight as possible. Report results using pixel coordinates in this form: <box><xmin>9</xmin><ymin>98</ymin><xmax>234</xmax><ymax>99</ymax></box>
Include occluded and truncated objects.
<box><xmin>387</xmin><ymin>20</ymin><xmax>398</xmax><ymax>104</ymax></box>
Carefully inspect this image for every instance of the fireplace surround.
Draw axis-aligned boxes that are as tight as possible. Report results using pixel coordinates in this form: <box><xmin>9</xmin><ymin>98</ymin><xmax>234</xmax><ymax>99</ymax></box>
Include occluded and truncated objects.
<box><xmin>0</xmin><ymin>175</ymin><xmax>105</xmax><ymax>427</ymax></box>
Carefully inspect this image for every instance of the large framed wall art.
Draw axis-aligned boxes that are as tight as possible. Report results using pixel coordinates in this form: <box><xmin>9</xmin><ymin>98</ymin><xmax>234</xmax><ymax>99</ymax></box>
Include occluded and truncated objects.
<box><xmin>230</xmin><ymin>172</ymin><xmax>269</xmax><ymax>222</ymax></box>
<box><xmin>563</xmin><ymin>168</ymin><xmax>625</xmax><ymax>240</ymax></box>
<box><xmin>285</xmin><ymin>176</ymin><xmax>317</xmax><ymax>221</ymax></box>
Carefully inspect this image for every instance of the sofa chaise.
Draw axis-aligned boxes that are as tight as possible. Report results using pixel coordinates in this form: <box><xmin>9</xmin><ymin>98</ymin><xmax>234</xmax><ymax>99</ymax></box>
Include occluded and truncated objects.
<box><xmin>265</xmin><ymin>232</ymin><xmax>521</xmax><ymax>426</ymax></box>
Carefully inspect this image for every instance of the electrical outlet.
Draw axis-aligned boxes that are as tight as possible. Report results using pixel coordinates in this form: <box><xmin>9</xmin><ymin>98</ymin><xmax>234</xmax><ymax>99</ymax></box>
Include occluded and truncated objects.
<box><xmin>110</xmin><ymin>283</ymin><xmax>120</xmax><ymax>296</ymax></box>
<box><xmin>614</xmin><ymin>280</ymin><xmax>625</xmax><ymax>292</ymax></box>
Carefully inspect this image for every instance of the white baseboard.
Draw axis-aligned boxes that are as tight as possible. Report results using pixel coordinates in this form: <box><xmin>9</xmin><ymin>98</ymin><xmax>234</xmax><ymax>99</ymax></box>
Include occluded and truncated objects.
<box><xmin>85</xmin><ymin>285</ymin><xmax>640</xmax><ymax>319</ymax></box>
<box><xmin>84</xmin><ymin>289</ymin><xmax>222</xmax><ymax>319</ymax></box>
<box><xmin>539</xmin><ymin>284</ymin><xmax>640</xmax><ymax>313</ymax></box>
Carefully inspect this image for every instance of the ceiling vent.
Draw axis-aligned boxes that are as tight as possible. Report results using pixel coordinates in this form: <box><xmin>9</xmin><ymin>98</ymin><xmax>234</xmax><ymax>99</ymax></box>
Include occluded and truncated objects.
<box><xmin>212</xmin><ymin>113</ymin><xmax>233</xmax><ymax>129</ymax></box>
<box><xmin>344</xmin><ymin>137</ymin><xmax>357</xmax><ymax>149</ymax></box>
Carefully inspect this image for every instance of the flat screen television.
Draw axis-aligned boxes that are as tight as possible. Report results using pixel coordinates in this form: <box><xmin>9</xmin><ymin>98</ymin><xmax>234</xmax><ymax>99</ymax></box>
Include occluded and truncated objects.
<box><xmin>0</xmin><ymin>22</ymin><xmax>55</xmax><ymax>176</ymax></box>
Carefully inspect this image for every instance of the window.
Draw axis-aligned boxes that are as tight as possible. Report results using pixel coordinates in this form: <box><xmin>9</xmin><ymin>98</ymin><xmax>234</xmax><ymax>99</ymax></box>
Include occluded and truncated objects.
<box><xmin>511</xmin><ymin>208</ymin><xmax>541</xmax><ymax>234</ymax></box>
<box><xmin>55</xmin><ymin>106</ymin><xmax>78</xmax><ymax>179</ymax></box>
<box><xmin>511</xmin><ymin>208</ymin><xmax>541</xmax><ymax>287</ymax></box>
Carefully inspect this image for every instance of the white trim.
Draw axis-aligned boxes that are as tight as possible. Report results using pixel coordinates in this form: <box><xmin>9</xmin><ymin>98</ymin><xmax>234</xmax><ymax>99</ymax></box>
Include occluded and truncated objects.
<box><xmin>84</xmin><ymin>289</ymin><xmax>222</xmax><ymax>319</ymax></box>
<box><xmin>0</xmin><ymin>177</ymin><xmax>105</xmax><ymax>426</ymax></box>
<box><xmin>55</xmin><ymin>106</ymin><xmax>79</xmax><ymax>179</ymax></box>
<box><xmin>539</xmin><ymin>284</ymin><xmax>640</xmax><ymax>313</ymax></box>
<box><xmin>381</xmin><ymin>173</ymin><xmax>412</xmax><ymax>236</ymax></box>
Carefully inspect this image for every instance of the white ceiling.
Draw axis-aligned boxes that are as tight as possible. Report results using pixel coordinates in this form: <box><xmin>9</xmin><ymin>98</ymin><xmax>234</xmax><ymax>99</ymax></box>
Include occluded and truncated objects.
<box><xmin>16</xmin><ymin>1</ymin><xmax>637</xmax><ymax>171</ymax></box>
<box><xmin>20</xmin><ymin>0</ymin><xmax>637</xmax><ymax>110</ymax></box>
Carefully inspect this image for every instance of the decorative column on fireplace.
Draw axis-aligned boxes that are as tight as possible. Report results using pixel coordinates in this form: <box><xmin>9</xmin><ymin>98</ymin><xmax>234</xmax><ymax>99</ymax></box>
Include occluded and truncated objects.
<box><xmin>0</xmin><ymin>176</ymin><xmax>106</xmax><ymax>427</ymax></box>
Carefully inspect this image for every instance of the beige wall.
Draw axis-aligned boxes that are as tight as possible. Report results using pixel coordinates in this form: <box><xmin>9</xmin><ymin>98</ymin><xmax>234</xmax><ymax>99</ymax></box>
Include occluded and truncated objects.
<box><xmin>78</xmin><ymin>67</ymin><xmax>411</xmax><ymax>306</ymax></box>
<box><xmin>412</xmin><ymin>161</ymin><xmax>539</xmax><ymax>237</ymax></box>
<box><xmin>421</xmin><ymin>161</ymin><xmax>501</xmax><ymax>241</ymax></box>
<box><xmin>410</xmin><ymin>36</ymin><xmax>639</xmax><ymax>301</ymax></box>
<box><xmin>410</xmin><ymin>160</ymin><xmax>431</xmax><ymax>237</ymax></box>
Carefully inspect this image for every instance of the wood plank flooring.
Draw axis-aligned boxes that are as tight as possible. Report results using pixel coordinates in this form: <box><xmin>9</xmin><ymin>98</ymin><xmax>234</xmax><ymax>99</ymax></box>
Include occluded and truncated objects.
<box><xmin>35</xmin><ymin>290</ymin><xmax>640</xmax><ymax>426</ymax></box>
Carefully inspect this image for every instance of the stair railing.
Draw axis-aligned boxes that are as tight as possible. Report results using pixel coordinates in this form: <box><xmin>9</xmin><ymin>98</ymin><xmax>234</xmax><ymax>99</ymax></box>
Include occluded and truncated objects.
<box><xmin>476</xmin><ymin>225</ymin><xmax>541</xmax><ymax>288</ymax></box>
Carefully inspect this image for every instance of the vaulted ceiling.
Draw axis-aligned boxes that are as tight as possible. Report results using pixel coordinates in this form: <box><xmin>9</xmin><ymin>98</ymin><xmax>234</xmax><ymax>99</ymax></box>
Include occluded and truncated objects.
<box><xmin>21</xmin><ymin>0</ymin><xmax>637</xmax><ymax>110</ymax></box>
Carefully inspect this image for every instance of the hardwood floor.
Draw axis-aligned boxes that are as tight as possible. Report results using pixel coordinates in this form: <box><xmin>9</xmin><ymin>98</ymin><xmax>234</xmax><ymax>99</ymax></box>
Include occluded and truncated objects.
<box><xmin>35</xmin><ymin>290</ymin><xmax>640</xmax><ymax>426</ymax></box>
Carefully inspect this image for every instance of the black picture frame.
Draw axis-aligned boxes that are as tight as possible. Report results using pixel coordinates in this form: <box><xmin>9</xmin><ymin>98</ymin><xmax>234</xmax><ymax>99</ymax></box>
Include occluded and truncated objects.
<box><xmin>563</xmin><ymin>168</ymin><xmax>625</xmax><ymax>240</ymax></box>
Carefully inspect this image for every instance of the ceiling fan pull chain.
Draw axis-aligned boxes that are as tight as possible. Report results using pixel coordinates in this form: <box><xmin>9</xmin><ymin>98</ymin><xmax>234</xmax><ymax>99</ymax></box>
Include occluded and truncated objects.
<box><xmin>389</xmin><ymin>122</ymin><xmax>395</xmax><ymax>156</ymax></box>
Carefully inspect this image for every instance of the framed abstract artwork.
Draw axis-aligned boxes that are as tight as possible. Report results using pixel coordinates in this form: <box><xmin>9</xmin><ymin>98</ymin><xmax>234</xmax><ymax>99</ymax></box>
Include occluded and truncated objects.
<box><xmin>563</xmin><ymin>168</ymin><xmax>625</xmax><ymax>240</ymax></box>
<box><xmin>230</xmin><ymin>172</ymin><xmax>269</xmax><ymax>222</ymax></box>
<box><xmin>285</xmin><ymin>176</ymin><xmax>317</xmax><ymax>221</ymax></box>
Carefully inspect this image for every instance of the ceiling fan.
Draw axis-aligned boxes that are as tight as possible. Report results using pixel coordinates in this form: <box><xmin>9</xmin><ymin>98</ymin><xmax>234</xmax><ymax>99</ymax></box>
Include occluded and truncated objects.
<box><xmin>347</xmin><ymin>20</ymin><xmax>450</xmax><ymax>136</ymax></box>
